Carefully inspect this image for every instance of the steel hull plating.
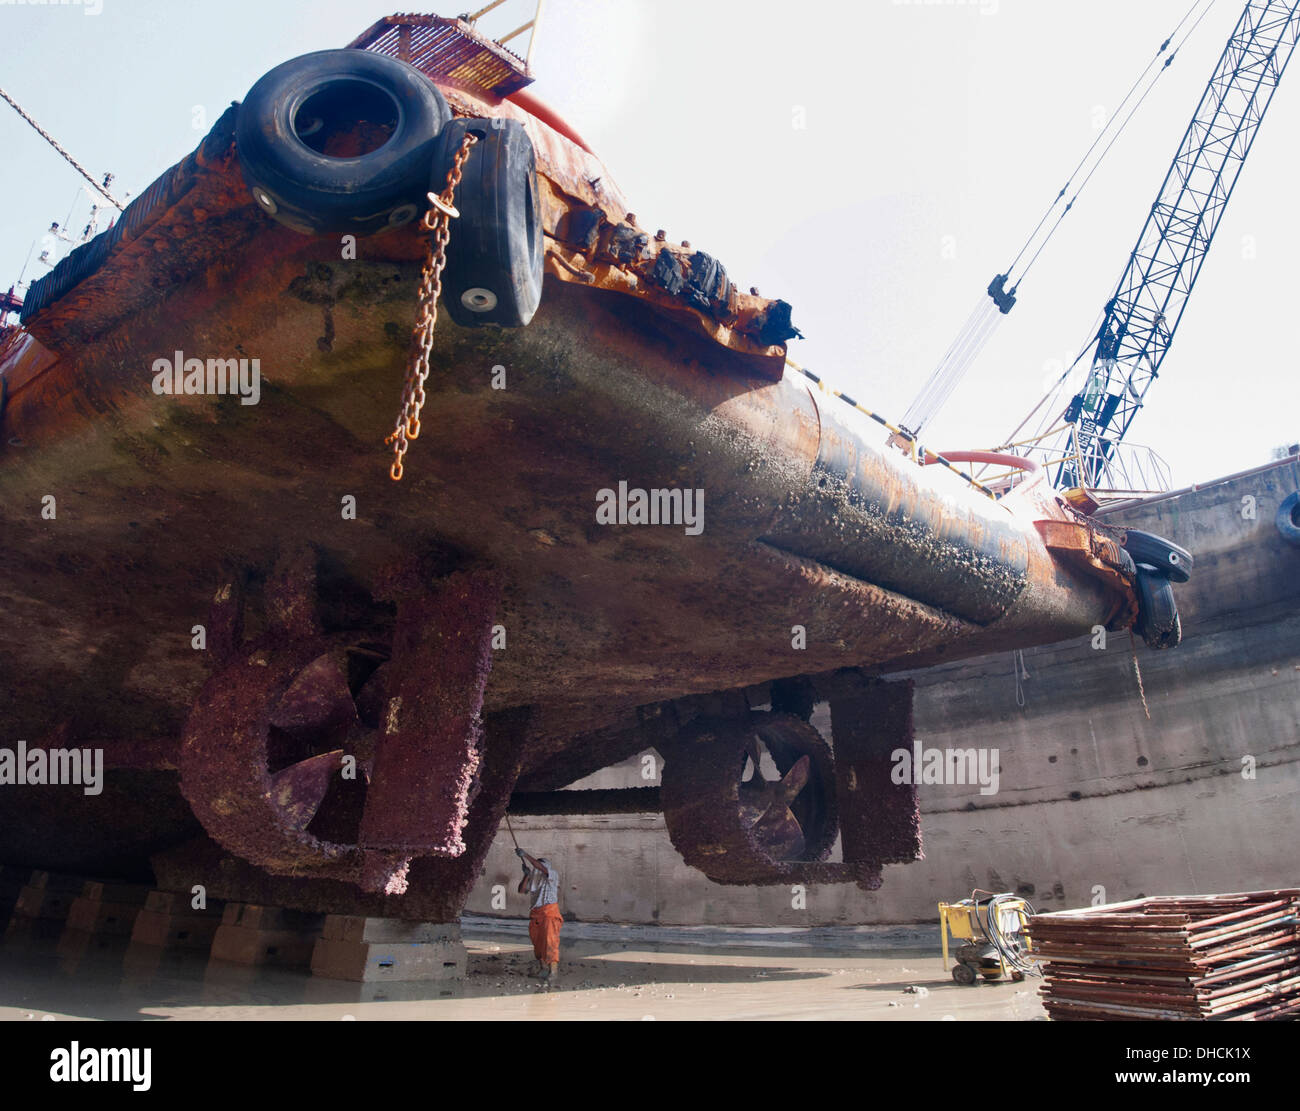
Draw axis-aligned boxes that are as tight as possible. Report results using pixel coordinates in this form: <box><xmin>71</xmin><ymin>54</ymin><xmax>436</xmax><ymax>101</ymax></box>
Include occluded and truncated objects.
<box><xmin>0</xmin><ymin>75</ymin><xmax>1134</xmax><ymax>897</ymax></box>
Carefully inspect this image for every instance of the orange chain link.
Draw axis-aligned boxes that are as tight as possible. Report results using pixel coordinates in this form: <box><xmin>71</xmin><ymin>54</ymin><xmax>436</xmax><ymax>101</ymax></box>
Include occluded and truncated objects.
<box><xmin>386</xmin><ymin>131</ymin><xmax>479</xmax><ymax>482</ymax></box>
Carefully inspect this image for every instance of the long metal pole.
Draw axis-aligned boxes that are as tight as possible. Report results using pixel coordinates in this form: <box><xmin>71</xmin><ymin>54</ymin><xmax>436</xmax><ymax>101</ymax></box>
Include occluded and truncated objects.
<box><xmin>467</xmin><ymin>0</ymin><xmax>510</xmax><ymax>23</ymax></box>
<box><xmin>527</xmin><ymin>0</ymin><xmax>546</xmax><ymax>68</ymax></box>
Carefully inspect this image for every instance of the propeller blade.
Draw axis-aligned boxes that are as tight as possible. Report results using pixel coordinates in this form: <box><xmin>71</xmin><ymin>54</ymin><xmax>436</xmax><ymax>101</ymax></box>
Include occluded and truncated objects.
<box><xmin>268</xmin><ymin>652</ymin><xmax>358</xmax><ymax>739</ymax></box>
<box><xmin>305</xmin><ymin>768</ymin><xmax>370</xmax><ymax>844</ymax></box>
<box><xmin>774</xmin><ymin>754</ymin><xmax>810</xmax><ymax>805</ymax></box>
<box><xmin>269</xmin><ymin>750</ymin><xmax>345</xmax><ymax>831</ymax></box>
<box><xmin>753</xmin><ymin>804</ymin><xmax>806</xmax><ymax>860</ymax></box>
<box><xmin>742</xmin><ymin>735</ymin><xmax>763</xmax><ymax>782</ymax></box>
<box><xmin>738</xmin><ymin>787</ymin><xmax>768</xmax><ymax>829</ymax></box>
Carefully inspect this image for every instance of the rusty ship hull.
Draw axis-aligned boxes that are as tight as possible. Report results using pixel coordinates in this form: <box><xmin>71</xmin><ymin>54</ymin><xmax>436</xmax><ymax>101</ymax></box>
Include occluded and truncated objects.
<box><xmin>0</xmin><ymin>17</ymin><xmax>1151</xmax><ymax>920</ymax></box>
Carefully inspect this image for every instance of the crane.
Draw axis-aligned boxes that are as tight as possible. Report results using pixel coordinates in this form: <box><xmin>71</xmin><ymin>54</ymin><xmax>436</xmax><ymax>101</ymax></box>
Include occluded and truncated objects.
<box><xmin>1023</xmin><ymin>0</ymin><xmax>1300</xmax><ymax>493</ymax></box>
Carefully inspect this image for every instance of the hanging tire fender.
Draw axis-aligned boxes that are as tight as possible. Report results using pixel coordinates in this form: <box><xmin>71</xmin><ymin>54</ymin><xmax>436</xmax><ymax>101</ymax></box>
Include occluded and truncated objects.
<box><xmin>1277</xmin><ymin>492</ymin><xmax>1300</xmax><ymax>548</ymax></box>
<box><xmin>434</xmin><ymin>117</ymin><xmax>545</xmax><ymax>328</ymax></box>
<box><xmin>1134</xmin><ymin>566</ymin><xmax>1182</xmax><ymax>649</ymax></box>
<box><xmin>236</xmin><ymin>49</ymin><xmax>451</xmax><ymax>236</ymax></box>
<box><xmin>1122</xmin><ymin>528</ymin><xmax>1193</xmax><ymax>583</ymax></box>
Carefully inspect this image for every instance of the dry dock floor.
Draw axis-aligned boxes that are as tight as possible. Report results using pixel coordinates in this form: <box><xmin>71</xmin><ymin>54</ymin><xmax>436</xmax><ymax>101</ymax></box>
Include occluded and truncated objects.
<box><xmin>0</xmin><ymin>920</ymin><xmax>1044</xmax><ymax>1021</ymax></box>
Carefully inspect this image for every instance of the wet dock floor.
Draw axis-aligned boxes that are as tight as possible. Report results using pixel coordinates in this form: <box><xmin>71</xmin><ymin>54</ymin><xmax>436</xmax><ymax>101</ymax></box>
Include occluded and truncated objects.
<box><xmin>0</xmin><ymin>922</ymin><xmax>1044</xmax><ymax>1021</ymax></box>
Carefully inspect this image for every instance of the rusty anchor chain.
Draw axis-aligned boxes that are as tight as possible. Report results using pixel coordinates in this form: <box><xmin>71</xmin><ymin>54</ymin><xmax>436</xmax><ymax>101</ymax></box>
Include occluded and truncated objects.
<box><xmin>386</xmin><ymin>131</ymin><xmax>479</xmax><ymax>482</ymax></box>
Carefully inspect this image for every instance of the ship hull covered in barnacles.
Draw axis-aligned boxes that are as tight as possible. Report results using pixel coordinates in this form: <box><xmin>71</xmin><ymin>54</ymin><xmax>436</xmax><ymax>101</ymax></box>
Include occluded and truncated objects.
<box><xmin>0</xmin><ymin>15</ymin><xmax>1164</xmax><ymax>922</ymax></box>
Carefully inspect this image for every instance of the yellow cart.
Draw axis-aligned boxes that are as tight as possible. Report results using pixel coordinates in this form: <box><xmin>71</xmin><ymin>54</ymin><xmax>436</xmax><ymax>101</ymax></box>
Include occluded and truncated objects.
<box><xmin>939</xmin><ymin>891</ymin><xmax>1036</xmax><ymax>985</ymax></box>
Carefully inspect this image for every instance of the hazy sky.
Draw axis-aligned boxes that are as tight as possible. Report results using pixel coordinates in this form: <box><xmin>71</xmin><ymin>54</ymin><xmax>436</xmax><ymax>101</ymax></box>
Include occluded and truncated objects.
<box><xmin>2</xmin><ymin>0</ymin><xmax>1296</xmax><ymax>486</ymax></box>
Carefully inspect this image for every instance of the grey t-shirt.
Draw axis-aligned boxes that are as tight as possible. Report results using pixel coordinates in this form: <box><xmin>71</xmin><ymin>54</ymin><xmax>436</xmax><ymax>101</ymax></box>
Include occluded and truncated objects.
<box><xmin>528</xmin><ymin>860</ymin><xmax>559</xmax><ymax>909</ymax></box>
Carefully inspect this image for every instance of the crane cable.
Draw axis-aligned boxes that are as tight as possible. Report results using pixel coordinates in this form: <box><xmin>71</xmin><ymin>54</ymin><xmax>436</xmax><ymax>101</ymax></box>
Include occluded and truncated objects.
<box><xmin>1011</xmin><ymin>0</ymin><xmax>1219</xmax><ymax>289</ymax></box>
<box><xmin>0</xmin><ymin>85</ymin><xmax>124</xmax><ymax>210</ymax></box>
<box><xmin>1005</xmin><ymin>0</ymin><xmax>1214</xmax><ymax>283</ymax></box>
<box><xmin>900</xmin><ymin>295</ymin><xmax>1000</xmax><ymax>434</ymax></box>
<box><xmin>902</xmin><ymin>0</ymin><xmax>1217</xmax><ymax>440</ymax></box>
<box><xmin>994</xmin><ymin>0</ymin><xmax>1221</xmax><ymax>460</ymax></box>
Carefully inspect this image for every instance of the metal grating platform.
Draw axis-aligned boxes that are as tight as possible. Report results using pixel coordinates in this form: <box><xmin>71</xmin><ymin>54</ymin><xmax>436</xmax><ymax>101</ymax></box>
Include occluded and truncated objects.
<box><xmin>349</xmin><ymin>13</ymin><xmax>534</xmax><ymax>98</ymax></box>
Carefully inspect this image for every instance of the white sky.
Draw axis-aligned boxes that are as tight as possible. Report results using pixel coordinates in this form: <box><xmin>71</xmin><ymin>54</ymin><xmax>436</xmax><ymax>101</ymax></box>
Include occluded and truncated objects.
<box><xmin>2</xmin><ymin>0</ymin><xmax>1297</xmax><ymax>485</ymax></box>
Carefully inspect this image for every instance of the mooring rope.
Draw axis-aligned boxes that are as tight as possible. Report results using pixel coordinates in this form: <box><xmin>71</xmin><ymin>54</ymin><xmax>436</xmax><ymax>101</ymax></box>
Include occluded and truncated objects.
<box><xmin>1129</xmin><ymin>629</ymin><xmax>1152</xmax><ymax>720</ymax></box>
<box><xmin>0</xmin><ymin>85</ymin><xmax>124</xmax><ymax>210</ymax></box>
<box><xmin>1014</xmin><ymin>648</ymin><xmax>1031</xmax><ymax>709</ymax></box>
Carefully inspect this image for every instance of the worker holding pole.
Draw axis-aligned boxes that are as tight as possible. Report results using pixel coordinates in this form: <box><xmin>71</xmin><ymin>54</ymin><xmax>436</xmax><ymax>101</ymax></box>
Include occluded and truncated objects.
<box><xmin>516</xmin><ymin>847</ymin><xmax>562</xmax><ymax>986</ymax></box>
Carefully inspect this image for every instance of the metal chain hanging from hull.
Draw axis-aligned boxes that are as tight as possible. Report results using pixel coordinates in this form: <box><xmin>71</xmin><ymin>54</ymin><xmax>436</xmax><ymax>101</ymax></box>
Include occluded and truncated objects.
<box><xmin>386</xmin><ymin>131</ymin><xmax>479</xmax><ymax>482</ymax></box>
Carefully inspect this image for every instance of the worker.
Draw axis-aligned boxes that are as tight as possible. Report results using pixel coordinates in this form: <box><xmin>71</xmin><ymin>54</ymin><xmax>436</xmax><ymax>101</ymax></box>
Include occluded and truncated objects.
<box><xmin>516</xmin><ymin>848</ymin><xmax>562</xmax><ymax>986</ymax></box>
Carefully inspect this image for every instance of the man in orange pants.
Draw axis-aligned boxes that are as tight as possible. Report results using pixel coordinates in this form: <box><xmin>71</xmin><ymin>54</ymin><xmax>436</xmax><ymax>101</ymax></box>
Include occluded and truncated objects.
<box><xmin>516</xmin><ymin>848</ymin><xmax>562</xmax><ymax>987</ymax></box>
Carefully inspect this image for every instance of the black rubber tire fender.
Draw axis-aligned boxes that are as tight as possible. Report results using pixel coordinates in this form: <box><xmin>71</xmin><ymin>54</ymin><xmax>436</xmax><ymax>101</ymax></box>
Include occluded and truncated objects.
<box><xmin>1123</xmin><ymin>528</ymin><xmax>1193</xmax><ymax>583</ymax></box>
<box><xmin>236</xmin><ymin>49</ymin><xmax>450</xmax><ymax>237</ymax></box>
<box><xmin>434</xmin><ymin>117</ymin><xmax>545</xmax><ymax>328</ymax></box>
<box><xmin>1276</xmin><ymin>492</ymin><xmax>1300</xmax><ymax>548</ymax></box>
<box><xmin>1135</xmin><ymin>567</ymin><xmax>1181</xmax><ymax>649</ymax></box>
<box><xmin>1163</xmin><ymin>611</ymin><xmax>1183</xmax><ymax>650</ymax></box>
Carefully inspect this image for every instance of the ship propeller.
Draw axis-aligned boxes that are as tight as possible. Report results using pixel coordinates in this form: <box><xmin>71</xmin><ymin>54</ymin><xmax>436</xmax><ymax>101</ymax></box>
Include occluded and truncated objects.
<box><xmin>739</xmin><ymin>743</ymin><xmax>814</xmax><ymax>862</ymax></box>
<box><xmin>263</xmin><ymin>647</ymin><xmax>390</xmax><ymax>844</ymax></box>
<box><xmin>659</xmin><ymin>711</ymin><xmax>839</xmax><ymax>885</ymax></box>
<box><xmin>180</xmin><ymin>555</ymin><xmax>499</xmax><ymax>895</ymax></box>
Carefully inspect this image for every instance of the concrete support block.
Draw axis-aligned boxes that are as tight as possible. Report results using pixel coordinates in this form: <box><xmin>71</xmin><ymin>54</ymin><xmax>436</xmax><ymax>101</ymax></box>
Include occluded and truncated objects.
<box><xmin>5</xmin><ymin>871</ymin><xmax>84</xmax><ymax>939</ymax></box>
<box><xmin>65</xmin><ymin>881</ymin><xmax>151</xmax><ymax>936</ymax></box>
<box><xmin>209</xmin><ymin>903</ymin><xmax>325</xmax><ymax>968</ymax></box>
<box><xmin>310</xmin><ymin>916</ymin><xmax>467</xmax><ymax>982</ymax></box>
<box><xmin>129</xmin><ymin>890</ymin><xmax>227</xmax><ymax>950</ymax></box>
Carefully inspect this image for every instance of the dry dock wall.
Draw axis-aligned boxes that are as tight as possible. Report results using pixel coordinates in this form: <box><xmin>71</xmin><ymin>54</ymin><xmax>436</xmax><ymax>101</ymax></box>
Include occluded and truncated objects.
<box><xmin>467</xmin><ymin>460</ymin><xmax>1300</xmax><ymax>925</ymax></box>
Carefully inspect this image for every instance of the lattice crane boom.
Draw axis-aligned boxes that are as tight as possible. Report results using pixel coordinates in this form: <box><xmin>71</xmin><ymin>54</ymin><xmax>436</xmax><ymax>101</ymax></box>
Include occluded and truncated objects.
<box><xmin>1050</xmin><ymin>0</ymin><xmax>1300</xmax><ymax>490</ymax></box>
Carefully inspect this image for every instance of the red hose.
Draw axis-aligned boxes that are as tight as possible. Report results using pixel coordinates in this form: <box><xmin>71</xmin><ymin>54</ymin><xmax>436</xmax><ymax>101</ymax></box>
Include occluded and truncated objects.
<box><xmin>923</xmin><ymin>449</ymin><xmax>1046</xmax><ymax>496</ymax></box>
<box><xmin>505</xmin><ymin>88</ymin><xmax>595</xmax><ymax>156</ymax></box>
